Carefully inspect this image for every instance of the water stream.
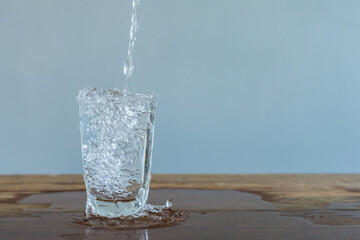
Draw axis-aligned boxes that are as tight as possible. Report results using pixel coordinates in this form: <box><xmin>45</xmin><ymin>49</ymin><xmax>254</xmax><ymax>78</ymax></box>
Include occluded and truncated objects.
<box><xmin>123</xmin><ymin>0</ymin><xmax>141</xmax><ymax>93</ymax></box>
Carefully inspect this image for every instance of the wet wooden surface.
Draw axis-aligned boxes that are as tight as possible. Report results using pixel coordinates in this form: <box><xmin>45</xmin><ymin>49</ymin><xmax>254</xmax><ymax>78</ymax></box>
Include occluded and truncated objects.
<box><xmin>1</xmin><ymin>174</ymin><xmax>360</xmax><ymax>239</ymax></box>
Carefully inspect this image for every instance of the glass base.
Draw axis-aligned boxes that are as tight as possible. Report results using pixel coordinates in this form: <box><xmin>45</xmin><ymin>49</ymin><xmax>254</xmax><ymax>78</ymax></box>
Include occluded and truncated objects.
<box><xmin>85</xmin><ymin>194</ymin><xmax>145</xmax><ymax>218</ymax></box>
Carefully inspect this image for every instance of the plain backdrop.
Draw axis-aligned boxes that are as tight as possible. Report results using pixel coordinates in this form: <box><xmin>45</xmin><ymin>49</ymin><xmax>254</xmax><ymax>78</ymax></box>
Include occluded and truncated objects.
<box><xmin>1</xmin><ymin>0</ymin><xmax>360</xmax><ymax>174</ymax></box>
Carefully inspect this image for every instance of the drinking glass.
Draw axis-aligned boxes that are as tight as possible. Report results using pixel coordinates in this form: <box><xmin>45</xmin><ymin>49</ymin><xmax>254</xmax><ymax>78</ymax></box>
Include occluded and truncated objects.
<box><xmin>76</xmin><ymin>87</ymin><xmax>157</xmax><ymax>218</ymax></box>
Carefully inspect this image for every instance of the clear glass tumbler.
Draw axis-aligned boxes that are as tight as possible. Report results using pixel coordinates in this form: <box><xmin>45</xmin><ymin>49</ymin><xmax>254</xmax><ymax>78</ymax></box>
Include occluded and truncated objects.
<box><xmin>76</xmin><ymin>87</ymin><xmax>157</xmax><ymax>218</ymax></box>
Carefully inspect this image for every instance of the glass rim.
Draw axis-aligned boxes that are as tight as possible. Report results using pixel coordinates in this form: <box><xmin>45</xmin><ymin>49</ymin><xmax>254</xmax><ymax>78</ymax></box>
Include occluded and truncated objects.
<box><xmin>76</xmin><ymin>87</ymin><xmax>158</xmax><ymax>103</ymax></box>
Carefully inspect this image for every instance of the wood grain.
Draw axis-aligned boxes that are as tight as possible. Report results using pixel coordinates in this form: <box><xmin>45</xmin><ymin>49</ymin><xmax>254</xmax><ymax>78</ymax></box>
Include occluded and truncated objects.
<box><xmin>2</xmin><ymin>174</ymin><xmax>360</xmax><ymax>238</ymax></box>
<box><xmin>1</xmin><ymin>174</ymin><xmax>360</xmax><ymax>211</ymax></box>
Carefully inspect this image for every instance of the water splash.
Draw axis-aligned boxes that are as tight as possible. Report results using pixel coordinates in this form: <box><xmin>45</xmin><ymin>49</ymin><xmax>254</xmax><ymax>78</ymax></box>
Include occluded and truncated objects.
<box><xmin>123</xmin><ymin>0</ymin><xmax>141</xmax><ymax>93</ymax></box>
<box><xmin>134</xmin><ymin>199</ymin><xmax>174</xmax><ymax>217</ymax></box>
<box><xmin>166</xmin><ymin>199</ymin><xmax>173</xmax><ymax>208</ymax></box>
<box><xmin>73</xmin><ymin>199</ymin><xmax>186</xmax><ymax>229</ymax></box>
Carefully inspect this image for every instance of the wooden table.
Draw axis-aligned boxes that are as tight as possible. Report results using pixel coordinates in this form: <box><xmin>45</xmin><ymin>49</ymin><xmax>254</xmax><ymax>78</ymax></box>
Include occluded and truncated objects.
<box><xmin>1</xmin><ymin>174</ymin><xmax>360</xmax><ymax>239</ymax></box>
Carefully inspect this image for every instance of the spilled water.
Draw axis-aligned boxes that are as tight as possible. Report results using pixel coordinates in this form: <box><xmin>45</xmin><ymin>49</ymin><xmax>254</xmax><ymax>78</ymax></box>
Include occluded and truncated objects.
<box><xmin>123</xmin><ymin>0</ymin><xmax>140</xmax><ymax>92</ymax></box>
<box><xmin>2</xmin><ymin>189</ymin><xmax>360</xmax><ymax>239</ymax></box>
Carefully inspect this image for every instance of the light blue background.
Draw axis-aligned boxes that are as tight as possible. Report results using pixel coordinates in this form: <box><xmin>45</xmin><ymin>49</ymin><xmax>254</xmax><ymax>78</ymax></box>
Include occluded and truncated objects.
<box><xmin>1</xmin><ymin>0</ymin><xmax>360</xmax><ymax>174</ymax></box>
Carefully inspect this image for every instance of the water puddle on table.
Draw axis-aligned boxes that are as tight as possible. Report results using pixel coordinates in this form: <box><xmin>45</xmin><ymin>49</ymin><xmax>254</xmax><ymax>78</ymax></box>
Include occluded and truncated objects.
<box><xmin>1</xmin><ymin>189</ymin><xmax>360</xmax><ymax>239</ymax></box>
